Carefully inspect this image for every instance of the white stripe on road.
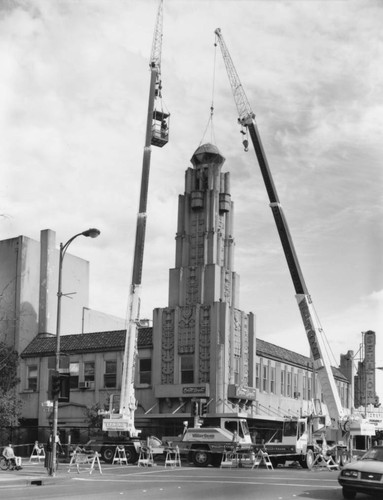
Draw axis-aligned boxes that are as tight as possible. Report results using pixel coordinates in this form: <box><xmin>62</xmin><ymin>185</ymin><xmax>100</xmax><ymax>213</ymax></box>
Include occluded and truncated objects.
<box><xmin>74</xmin><ymin>476</ymin><xmax>337</xmax><ymax>489</ymax></box>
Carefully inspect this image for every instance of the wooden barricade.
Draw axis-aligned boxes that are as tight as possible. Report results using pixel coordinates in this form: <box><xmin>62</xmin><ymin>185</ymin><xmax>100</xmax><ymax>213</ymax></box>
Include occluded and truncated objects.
<box><xmin>113</xmin><ymin>445</ymin><xmax>128</xmax><ymax>465</ymax></box>
<box><xmin>137</xmin><ymin>446</ymin><xmax>154</xmax><ymax>467</ymax></box>
<box><xmin>312</xmin><ymin>453</ymin><xmax>339</xmax><ymax>471</ymax></box>
<box><xmin>68</xmin><ymin>450</ymin><xmax>102</xmax><ymax>475</ymax></box>
<box><xmin>164</xmin><ymin>446</ymin><xmax>181</xmax><ymax>468</ymax></box>
<box><xmin>29</xmin><ymin>442</ymin><xmax>45</xmax><ymax>463</ymax></box>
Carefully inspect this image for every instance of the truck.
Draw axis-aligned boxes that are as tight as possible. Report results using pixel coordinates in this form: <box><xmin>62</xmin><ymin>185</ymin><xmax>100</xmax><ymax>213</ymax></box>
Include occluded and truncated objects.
<box><xmin>178</xmin><ymin>415</ymin><xmax>253</xmax><ymax>467</ymax></box>
<box><xmin>263</xmin><ymin>413</ymin><xmax>348</xmax><ymax>469</ymax></box>
<box><xmin>214</xmin><ymin>28</ymin><xmax>375</xmax><ymax>468</ymax></box>
<box><xmin>76</xmin><ymin>434</ymin><xmax>142</xmax><ymax>464</ymax></box>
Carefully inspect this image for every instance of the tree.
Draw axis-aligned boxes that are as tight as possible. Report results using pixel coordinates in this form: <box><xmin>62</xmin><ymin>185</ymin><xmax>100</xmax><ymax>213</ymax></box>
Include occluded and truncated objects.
<box><xmin>83</xmin><ymin>402</ymin><xmax>105</xmax><ymax>430</ymax></box>
<box><xmin>0</xmin><ymin>343</ymin><xmax>20</xmax><ymax>392</ymax></box>
<box><xmin>0</xmin><ymin>342</ymin><xmax>22</xmax><ymax>431</ymax></box>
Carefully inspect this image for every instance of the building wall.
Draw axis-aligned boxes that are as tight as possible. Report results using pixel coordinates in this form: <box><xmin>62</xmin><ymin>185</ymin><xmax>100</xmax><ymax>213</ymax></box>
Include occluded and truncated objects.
<box><xmin>0</xmin><ymin>235</ymin><xmax>40</xmax><ymax>352</ymax></box>
<box><xmin>19</xmin><ymin>335</ymin><xmax>350</xmax><ymax>439</ymax></box>
<box><xmin>153</xmin><ymin>144</ymin><xmax>256</xmax><ymax>419</ymax></box>
<box><xmin>255</xmin><ymin>356</ymin><xmax>351</xmax><ymax>420</ymax></box>
<box><xmin>0</xmin><ymin>229</ymin><xmax>124</xmax><ymax>351</ymax></box>
<box><xmin>82</xmin><ymin>308</ymin><xmax>126</xmax><ymax>334</ymax></box>
<box><xmin>20</xmin><ymin>344</ymin><xmax>156</xmax><ymax>430</ymax></box>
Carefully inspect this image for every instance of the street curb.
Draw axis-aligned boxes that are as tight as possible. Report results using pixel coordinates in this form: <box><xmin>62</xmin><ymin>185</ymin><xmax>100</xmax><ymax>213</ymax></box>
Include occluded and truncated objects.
<box><xmin>0</xmin><ymin>473</ymin><xmax>71</xmax><ymax>488</ymax></box>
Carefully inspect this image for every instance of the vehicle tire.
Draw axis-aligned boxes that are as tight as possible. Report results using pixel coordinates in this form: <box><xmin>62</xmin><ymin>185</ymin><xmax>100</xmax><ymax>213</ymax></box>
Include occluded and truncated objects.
<box><xmin>192</xmin><ymin>448</ymin><xmax>211</xmax><ymax>467</ymax></box>
<box><xmin>0</xmin><ymin>457</ymin><xmax>9</xmax><ymax>471</ymax></box>
<box><xmin>342</xmin><ymin>487</ymin><xmax>356</xmax><ymax>499</ymax></box>
<box><xmin>270</xmin><ymin>458</ymin><xmax>279</xmax><ymax>469</ymax></box>
<box><xmin>301</xmin><ymin>449</ymin><xmax>314</xmax><ymax>470</ymax></box>
<box><xmin>211</xmin><ymin>453</ymin><xmax>223</xmax><ymax>467</ymax></box>
<box><xmin>124</xmin><ymin>447</ymin><xmax>138</xmax><ymax>464</ymax></box>
<box><xmin>101</xmin><ymin>447</ymin><xmax>115</xmax><ymax>463</ymax></box>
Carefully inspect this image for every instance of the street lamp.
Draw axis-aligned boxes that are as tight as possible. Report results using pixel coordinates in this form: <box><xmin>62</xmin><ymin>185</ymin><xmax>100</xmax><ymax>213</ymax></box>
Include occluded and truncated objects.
<box><xmin>51</xmin><ymin>228</ymin><xmax>100</xmax><ymax>476</ymax></box>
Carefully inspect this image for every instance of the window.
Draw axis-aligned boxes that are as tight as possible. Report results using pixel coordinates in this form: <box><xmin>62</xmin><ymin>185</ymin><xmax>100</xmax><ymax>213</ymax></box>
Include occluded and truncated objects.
<box><xmin>293</xmin><ymin>373</ymin><xmax>298</xmax><ymax>397</ymax></box>
<box><xmin>303</xmin><ymin>374</ymin><xmax>307</xmax><ymax>400</ymax></box>
<box><xmin>234</xmin><ymin>356</ymin><xmax>240</xmax><ymax>385</ymax></box>
<box><xmin>27</xmin><ymin>365</ymin><xmax>38</xmax><ymax>391</ymax></box>
<box><xmin>287</xmin><ymin>372</ymin><xmax>292</xmax><ymax>397</ymax></box>
<box><xmin>180</xmin><ymin>355</ymin><xmax>194</xmax><ymax>384</ymax></box>
<box><xmin>104</xmin><ymin>360</ymin><xmax>117</xmax><ymax>388</ymax></box>
<box><xmin>270</xmin><ymin>367</ymin><xmax>275</xmax><ymax>394</ymax></box>
<box><xmin>283</xmin><ymin>420</ymin><xmax>297</xmax><ymax>437</ymax></box>
<box><xmin>262</xmin><ymin>365</ymin><xmax>268</xmax><ymax>392</ymax></box>
<box><xmin>139</xmin><ymin>358</ymin><xmax>152</xmax><ymax>385</ymax></box>
<box><xmin>281</xmin><ymin>370</ymin><xmax>285</xmax><ymax>396</ymax></box>
<box><xmin>70</xmin><ymin>362</ymin><xmax>79</xmax><ymax>389</ymax></box>
<box><xmin>255</xmin><ymin>363</ymin><xmax>260</xmax><ymax>389</ymax></box>
<box><xmin>308</xmin><ymin>375</ymin><xmax>312</xmax><ymax>400</ymax></box>
<box><xmin>84</xmin><ymin>362</ymin><xmax>95</xmax><ymax>382</ymax></box>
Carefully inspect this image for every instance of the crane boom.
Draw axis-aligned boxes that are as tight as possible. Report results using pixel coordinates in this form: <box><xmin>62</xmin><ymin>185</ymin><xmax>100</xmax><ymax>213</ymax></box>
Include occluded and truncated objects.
<box><xmin>103</xmin><ymin>0</ymin><xmax>167</xmax><ymax>436</ymax></box>
<box><xmin>214</xmin><ymin>28</ymin><xmax>345</xmax><ymax>425</ymax></box>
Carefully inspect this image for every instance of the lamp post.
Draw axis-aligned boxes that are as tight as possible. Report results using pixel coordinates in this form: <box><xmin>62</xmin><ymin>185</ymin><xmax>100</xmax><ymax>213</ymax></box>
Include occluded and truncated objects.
<box><xmin>50</xmin><ymin>228</ymin><xmax>100</xmax><ymax>476</ymax></box>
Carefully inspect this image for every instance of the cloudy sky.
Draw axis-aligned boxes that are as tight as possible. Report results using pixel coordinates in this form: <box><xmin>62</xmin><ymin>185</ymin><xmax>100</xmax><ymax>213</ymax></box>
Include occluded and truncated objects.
<box><xmin>1</xmin><ymin>0</ymin><xmax>383</xmax><ymax>398</ymax></box>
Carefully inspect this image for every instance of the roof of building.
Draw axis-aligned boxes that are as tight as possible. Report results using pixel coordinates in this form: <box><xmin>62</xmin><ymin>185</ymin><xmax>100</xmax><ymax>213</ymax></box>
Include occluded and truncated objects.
<box><xmin>20</xmin><ymin>329</ymin><xmax>152</xmax><ymax>357</ymax></box>
<box><xmin>256</xmin><ymin>338</ymin><xmax>347</xmax><ymax>381</ymax></box>
<box><xmin>190</xmin><ymin>142</ymin><xmax>225</xmax><ymax>167</ymax></box>
<box><xmin>21</xmin><ymin>327</ymin><xmax>347</xmax><ymax>381</ymax></box>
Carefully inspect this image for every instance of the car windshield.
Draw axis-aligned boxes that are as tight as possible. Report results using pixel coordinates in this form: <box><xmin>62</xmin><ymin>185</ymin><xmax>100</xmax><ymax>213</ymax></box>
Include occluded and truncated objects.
<box><xmin>361</xmin><ymin>447</ymin><xmax>383</xmax><ymax>461</ymax></box>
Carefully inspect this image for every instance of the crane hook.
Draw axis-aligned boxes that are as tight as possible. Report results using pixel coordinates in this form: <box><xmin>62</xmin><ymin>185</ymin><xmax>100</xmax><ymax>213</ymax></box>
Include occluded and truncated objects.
<box><xmin>243</xmin><ymin>139</ymin><xmax>249</xmax><ymax>152</ymax></box>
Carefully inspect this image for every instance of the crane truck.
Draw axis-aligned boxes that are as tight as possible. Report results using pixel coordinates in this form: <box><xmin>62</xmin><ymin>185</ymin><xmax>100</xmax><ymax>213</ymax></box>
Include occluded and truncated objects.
<box><xmin>214</xmin><ymin>28</ymin><xmax>375</xmax><ymax>468</ymax></box>
<box><xmin>98</xmin><ymin>0</ymin><xmax>169</xmax><ymax>462</ymax></box>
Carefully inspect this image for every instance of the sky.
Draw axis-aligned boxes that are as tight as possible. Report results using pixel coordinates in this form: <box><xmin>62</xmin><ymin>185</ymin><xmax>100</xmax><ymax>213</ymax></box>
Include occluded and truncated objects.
<box><xmin>1</xmin><ymin>0</ymin><xmax>383</xmax><ymax>400</ymax></box>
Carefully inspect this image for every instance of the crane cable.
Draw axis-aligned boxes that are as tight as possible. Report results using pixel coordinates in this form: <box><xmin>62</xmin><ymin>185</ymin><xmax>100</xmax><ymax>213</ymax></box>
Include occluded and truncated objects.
<box><xmin>199</xmin><ymin>36</ymin><xmax>218</xmax><ymax>146</ymax></box>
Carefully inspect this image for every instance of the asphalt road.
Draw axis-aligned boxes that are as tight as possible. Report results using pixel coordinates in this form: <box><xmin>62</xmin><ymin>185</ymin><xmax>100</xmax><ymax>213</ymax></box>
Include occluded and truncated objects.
<box><xmin>0</xmin><ymin>462</ymin><xmax>374</xmax><ymax>500</ymax></box>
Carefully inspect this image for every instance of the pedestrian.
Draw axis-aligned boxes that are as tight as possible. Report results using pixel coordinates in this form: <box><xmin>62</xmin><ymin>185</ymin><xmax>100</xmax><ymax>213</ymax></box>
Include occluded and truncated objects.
<box><xmin>45</xmin><ymin>432</ymin><xmax>54</xmax><ymax>475</ymax></box>
<box><xmin>45</xmin><ymin>430</ymin><xmax>62</xmax><ymax>475</ymax></box>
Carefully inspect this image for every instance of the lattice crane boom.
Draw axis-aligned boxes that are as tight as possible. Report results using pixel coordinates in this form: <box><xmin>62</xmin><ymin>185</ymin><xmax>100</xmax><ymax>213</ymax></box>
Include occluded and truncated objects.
<box><xmin>214</xmin><ymin>27</ymin><xmax>345</xmax><ymax>425</ymax></box>
<box><xmin>103</xmin><ymin>0</ymin><xmax>168</xmax><ymax>437</ymax></box>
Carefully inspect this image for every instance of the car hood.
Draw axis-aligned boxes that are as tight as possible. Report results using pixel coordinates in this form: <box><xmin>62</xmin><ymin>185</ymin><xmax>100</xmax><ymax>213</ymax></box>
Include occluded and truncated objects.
<box><xmin>343</xmin><ymin>460</ymin><xmax>383</xmax><ymax>474</ymax></box>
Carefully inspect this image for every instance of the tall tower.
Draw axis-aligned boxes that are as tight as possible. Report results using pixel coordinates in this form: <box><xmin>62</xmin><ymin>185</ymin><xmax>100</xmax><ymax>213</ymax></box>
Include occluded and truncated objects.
<box><xmin>153</xmin><ymin>143</ymin><xmax>256</xmax><ymax>417</ymax></box>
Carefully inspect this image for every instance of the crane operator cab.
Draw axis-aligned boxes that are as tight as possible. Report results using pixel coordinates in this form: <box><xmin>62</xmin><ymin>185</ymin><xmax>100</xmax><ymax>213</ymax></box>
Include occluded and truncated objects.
<box><xmin>151</xmin><ymin>110</ymin><xmax>170</xmax><ymax>147</ymax></box>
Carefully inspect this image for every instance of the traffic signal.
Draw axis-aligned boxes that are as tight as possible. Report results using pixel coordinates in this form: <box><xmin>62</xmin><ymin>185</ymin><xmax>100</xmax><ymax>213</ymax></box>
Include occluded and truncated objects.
<box><xmin>201</xmin><ymin>401</ymin><xmax>208</xmax><ymax>416</ymax></box>
<box><xmin>50</xmin><ymin>371</ymin><xmax>61</xmax><ymax>400</ymax></box>
<box><xmin>49</xmin><ymin>370</ymin><xmax>70</xmax><ymax>402</ymax></box>
<box><xmin>191</xmin><ymin>401</ymin><xmax>199</xmax><ymax>416</ymax></box>
<box><xmin>58</xmin><ymin>373</ymin><xmax>70</xmax><ymax>403</ymax></box>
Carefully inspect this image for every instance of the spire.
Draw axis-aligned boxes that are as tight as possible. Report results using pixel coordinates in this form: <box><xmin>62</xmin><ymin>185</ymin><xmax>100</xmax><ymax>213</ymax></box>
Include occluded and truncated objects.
<box><xmin>190</xmin><ymin>143</ymin><xmax>225</xmax><ymax>168</ymax></box>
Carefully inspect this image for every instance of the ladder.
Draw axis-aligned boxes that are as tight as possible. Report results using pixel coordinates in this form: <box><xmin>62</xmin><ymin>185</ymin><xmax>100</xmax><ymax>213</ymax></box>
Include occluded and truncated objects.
<box><xmin>252</xmin><ymin>450</ymin><xmax>274</xmax><ymax>470</ymax></box>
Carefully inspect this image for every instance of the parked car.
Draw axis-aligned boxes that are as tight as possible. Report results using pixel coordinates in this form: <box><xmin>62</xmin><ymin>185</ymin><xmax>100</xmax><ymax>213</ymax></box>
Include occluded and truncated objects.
<box><xmin>338</xmin><ymin>445</ymin><xmax>383</xmax><ymax>499</ymax></box>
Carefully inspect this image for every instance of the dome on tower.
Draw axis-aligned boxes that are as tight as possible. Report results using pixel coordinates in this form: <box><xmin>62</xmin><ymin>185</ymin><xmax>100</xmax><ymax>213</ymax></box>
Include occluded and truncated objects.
<box><xmin>190</xmin><ymin>143</ymin><xmax>225</xmax><ymax>167</ymax></box>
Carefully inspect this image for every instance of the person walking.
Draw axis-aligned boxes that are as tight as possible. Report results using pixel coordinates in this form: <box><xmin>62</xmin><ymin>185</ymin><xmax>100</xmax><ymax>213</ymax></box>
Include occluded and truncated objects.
<box><xmin>45</xmin><ymin>432</ymin><xmax>54</xmax><ymax>475</ymax></box>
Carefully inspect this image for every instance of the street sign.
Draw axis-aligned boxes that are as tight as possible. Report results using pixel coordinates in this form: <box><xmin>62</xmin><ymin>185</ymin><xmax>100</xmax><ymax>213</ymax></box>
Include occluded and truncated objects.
<box><xmin>102</xmin><ymin>419</ymin><xmax>134</xmax><ymax>432</ymax></box>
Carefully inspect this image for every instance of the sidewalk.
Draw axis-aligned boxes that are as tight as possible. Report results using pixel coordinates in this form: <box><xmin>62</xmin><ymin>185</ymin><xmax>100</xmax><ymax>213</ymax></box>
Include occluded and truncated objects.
<box><xmin>0</xmin><ymin>460</ymin><xmax>71</xmax><ymax>488</ymax></box>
